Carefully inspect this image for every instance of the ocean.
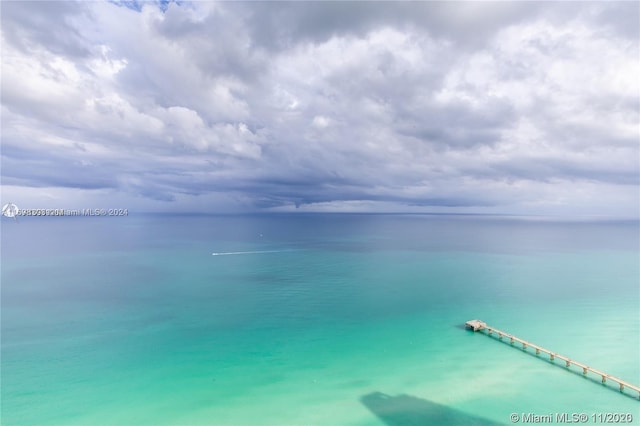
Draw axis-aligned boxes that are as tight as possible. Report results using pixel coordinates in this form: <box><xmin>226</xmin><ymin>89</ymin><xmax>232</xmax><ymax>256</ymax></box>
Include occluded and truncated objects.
<box><xmin>1</xmin><ymin>214</ymin><xmax>639</xmax><ymax>425</ymax></box>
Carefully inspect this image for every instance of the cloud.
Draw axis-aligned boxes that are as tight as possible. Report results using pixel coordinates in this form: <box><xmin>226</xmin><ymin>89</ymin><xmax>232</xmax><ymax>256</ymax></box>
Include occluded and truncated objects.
<box><xmin>1</xmin><ymin>1</ymin><xmax>638</xmax><ymax>217</ymax></box>
<box><xmin>240</xmin><ymin>2</ymin><xmax>545</xmax><ymax>51</ymax></box>
<box><xmin>1</xmin><ymin>1</ymin><xmax>91</xmax><ymax>57</ymax></box>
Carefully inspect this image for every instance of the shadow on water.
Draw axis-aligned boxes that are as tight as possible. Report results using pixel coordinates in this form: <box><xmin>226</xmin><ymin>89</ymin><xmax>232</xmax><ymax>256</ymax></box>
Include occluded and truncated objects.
<box><xmin>360</xmin><ymin>392</ymin><xmax>504</xmax><ymax>426</ymax></box>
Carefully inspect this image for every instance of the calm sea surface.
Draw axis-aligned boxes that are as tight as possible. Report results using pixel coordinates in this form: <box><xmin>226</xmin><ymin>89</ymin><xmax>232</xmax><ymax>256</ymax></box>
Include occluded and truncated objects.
<box><xmin>2</xmin><ymin>214</ymin><xmax>639</xmax><ymax>425</ymax></box>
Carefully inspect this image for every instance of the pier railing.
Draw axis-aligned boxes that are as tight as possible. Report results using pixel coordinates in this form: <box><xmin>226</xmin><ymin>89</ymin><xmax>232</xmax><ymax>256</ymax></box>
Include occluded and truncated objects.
<box><xmin>465</xmin><ymin>320</ymin><xmax>640</xmax><ymax>400</ymax></box>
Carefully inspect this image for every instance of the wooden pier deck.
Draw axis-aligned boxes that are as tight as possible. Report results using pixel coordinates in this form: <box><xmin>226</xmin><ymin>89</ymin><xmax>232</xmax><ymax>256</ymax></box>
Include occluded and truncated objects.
<box><xmin>465</xmin><ymin>320</ymin><xmax>640</xmax><ymax>400</ymax></box>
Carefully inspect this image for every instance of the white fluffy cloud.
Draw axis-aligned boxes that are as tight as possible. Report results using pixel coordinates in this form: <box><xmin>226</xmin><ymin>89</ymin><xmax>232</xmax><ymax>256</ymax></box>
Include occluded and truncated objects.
<box><xmin>1</xmin><ymin>1</ymin><xmax>638</xmax><ymax>217</ymax></box>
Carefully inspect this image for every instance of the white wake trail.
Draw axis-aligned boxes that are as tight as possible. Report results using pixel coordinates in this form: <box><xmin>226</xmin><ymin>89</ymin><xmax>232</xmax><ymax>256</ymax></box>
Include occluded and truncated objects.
<box><xmin>211</xmin><ymin>250</ymin><xmax>290</xmax><ymax>256</ymax></box>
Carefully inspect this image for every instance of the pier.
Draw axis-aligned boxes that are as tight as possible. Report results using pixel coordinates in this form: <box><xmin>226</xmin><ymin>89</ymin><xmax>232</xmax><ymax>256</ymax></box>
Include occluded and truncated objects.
<box><xmin>465</xmin><ymin>320</ymin><xmax>640</xmax><ymax>400</ymax></box>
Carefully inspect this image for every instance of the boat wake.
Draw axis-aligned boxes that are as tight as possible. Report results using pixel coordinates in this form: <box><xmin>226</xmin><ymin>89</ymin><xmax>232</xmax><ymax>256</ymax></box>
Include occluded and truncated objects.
<box><xmin>211</xmin><ymin>250</ymin><xmax>291</xmax><ymax>256</ymax></box>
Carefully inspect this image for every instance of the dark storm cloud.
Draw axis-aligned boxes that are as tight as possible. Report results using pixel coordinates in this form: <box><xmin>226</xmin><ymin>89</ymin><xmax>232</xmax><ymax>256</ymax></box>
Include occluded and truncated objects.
<box><xmin>1</xmin><ymin>150</ymin><xmax>117</xmax><ymax>190</ymax></box>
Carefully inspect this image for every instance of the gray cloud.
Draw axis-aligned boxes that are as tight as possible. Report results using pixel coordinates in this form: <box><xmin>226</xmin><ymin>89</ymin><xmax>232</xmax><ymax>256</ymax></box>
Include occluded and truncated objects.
<box><xmin>1</xmin><ymin>1</ymin><xmax>91</xmax><ymax>57</ymax></box>
<box><xmin>589</xmin><ymin>1</ymin><xmax>640</xmax><ymax>40</ymax></box>
<box><xmin>1</xmin><ymin>1</ymin><xmax>638</xmax><ymax>217</ymax></box>
<box><xmin>240</xmin><ymin>2</ymin><xmax>545</xmax><ymax>51</ymax></box>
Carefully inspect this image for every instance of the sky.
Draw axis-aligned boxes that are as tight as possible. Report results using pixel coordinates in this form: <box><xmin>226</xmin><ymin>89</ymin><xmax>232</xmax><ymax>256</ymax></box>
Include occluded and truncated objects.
<box><xmin>1</xmin><ymin>1</ymin><xmax>639</xmax><ymax>217</ymax></box>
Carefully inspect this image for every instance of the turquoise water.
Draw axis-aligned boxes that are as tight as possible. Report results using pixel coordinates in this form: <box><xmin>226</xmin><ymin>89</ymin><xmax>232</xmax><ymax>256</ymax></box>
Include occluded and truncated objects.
<box><xmin>2</xmin><ymin>214</ymin><xmax>639</xmax><ymax>425</ymax></box>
